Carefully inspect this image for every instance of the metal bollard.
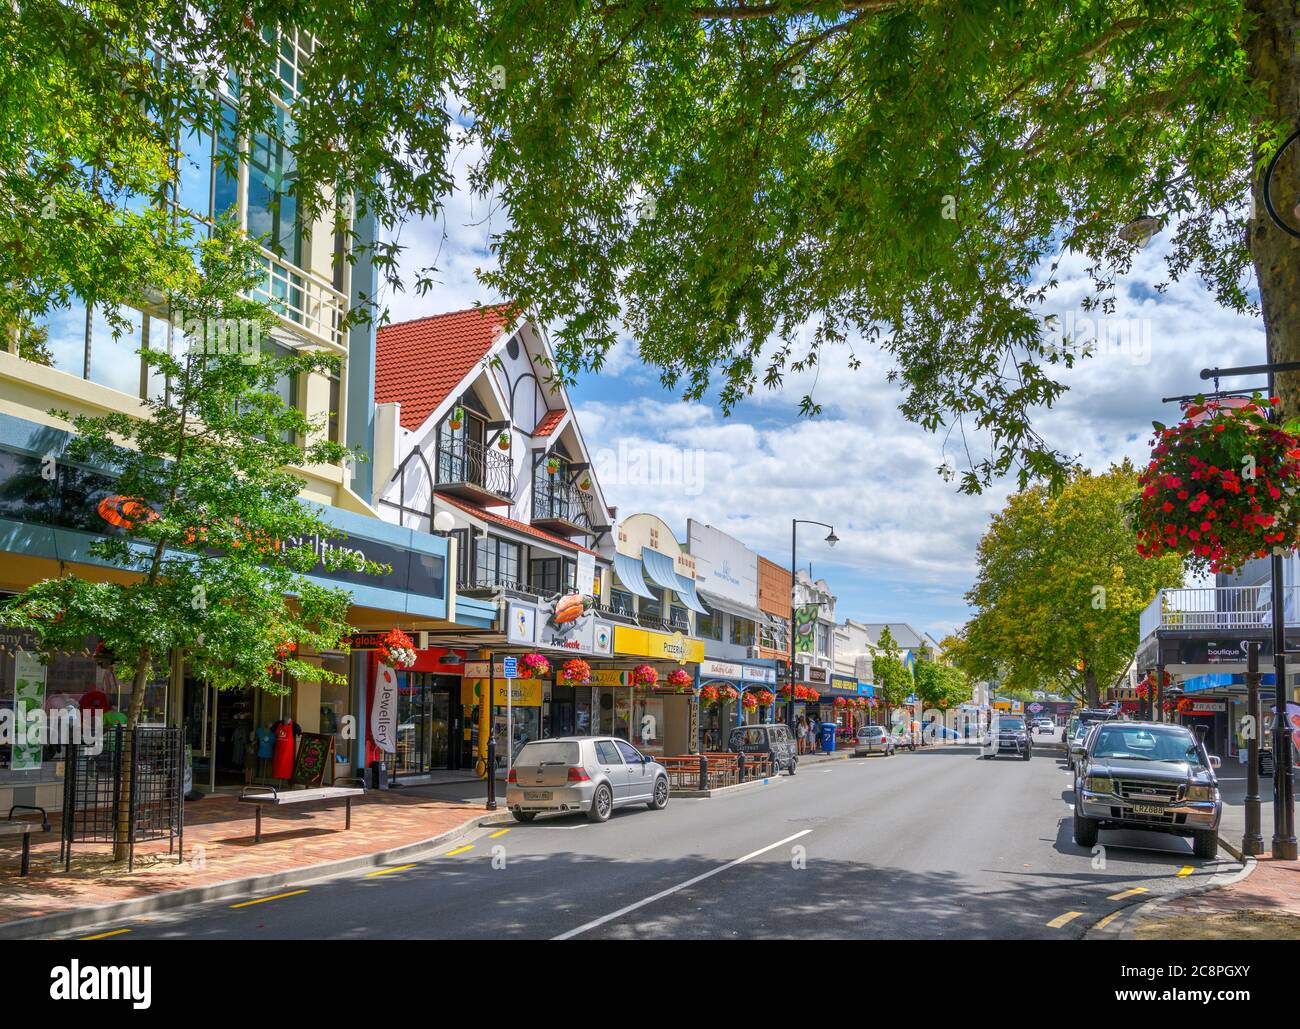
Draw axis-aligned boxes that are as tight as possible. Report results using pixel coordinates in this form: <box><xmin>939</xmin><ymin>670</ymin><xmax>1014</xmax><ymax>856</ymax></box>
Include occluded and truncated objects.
<box><xmin>486</xmin><ymin>735</ymin><xmax>497</xmax><ymax>811</ymax></box>
<box><xmin>698</xmin><ymin>752</ymin><xmax>709</xmax><ymax>791</ymax></box>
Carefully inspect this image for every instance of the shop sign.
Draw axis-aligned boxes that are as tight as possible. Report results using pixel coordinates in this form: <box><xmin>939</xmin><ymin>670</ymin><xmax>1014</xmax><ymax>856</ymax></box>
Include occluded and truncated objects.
<box><xmin>1187</xmin><ymin>701</ymin><xmax>1226</xmax><ymax>713</ymax></box>
<box><xmin>701</xmin><ymin>658</ymin><xmax>743</xmax><ymax>680</ymax></box>
<box><xmin>505</xmin><ymin>597</ymin><xmax>614</xmax><ymax>656</ymax></box>
<box><xmin>742</xmin><ymin>665</ymin><xmax>776</xmax><ymax>684</ymax></box>
<box><xmin>612</xmin><ymin>626</ymin><xmax>704</xmax><ymax>664</ymax></box>
<box><xmin>793</xmin><ymin>605</ymin><xmax>818</xmax><ymax>656</ymax></box>
<box><xmin>688</xmin><ymin>520</ymin><xmax>759</xmax><ymax>609</ymax></box>
<box><xmin>590</xmin><ymin>669</ymin><xmax>630</xmax><ymax>687</ymax></box>
<box><xmin>461</xmin><ymin>678</ymin><xmax>544</xmax><ymax>706</ymax></box>
<box><xmin>804</xmin><ymin>666</ymin><xmax>828</xmax><ymax>684</ymax></box>
<box><xmin>371</xmin><ymin>664</ymin><xmax>399</xmax><ymax>754</ymax></box>
<box><xmin>12</xmin><ymin>652</ymin><xmax>47</xmax><ymax>770</ymax></box>
<box><xmin>857</xmin><ymin>682</ymin><xmax>874</xmax><ymax>697</ymax></box>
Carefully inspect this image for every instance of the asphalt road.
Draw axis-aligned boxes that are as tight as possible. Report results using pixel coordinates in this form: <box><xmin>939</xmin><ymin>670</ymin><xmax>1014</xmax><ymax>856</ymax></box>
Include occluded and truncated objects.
<box><xmin>61</xmin><ymin>732</ymin><xmax>1236</xmax><ymax>941</ymax></box>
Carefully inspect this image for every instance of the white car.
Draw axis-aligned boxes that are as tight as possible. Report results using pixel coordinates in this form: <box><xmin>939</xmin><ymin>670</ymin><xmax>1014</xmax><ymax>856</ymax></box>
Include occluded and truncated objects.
<box><xmin>854</xmin><ymin>725</ymin><xmax>896</xmax><ymax>756</ymax></box>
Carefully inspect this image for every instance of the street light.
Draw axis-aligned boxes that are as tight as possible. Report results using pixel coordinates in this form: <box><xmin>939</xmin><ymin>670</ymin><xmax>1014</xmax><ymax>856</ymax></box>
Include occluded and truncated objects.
<box><xmin>788</xmin><ymin>519</ymin><xmax>839</xmax><ymax>742</ymax></box>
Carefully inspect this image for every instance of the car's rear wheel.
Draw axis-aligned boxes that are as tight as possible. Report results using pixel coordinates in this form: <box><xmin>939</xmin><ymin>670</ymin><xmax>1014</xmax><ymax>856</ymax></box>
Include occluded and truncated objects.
<box><xmin>511</xmin><ymin>810</ymin><xmax>537</xmax><ymax>823</ymax></box>
<box><xmin>1192</xmin><ymin>829</ymin><xmax>1219</xmax><ymax>860</ymax></box>
<box><xmin>1073</xmin><ymin>812</ymin><xmax>1099</xmax><ymax>848</ymax></box>
<box><xmin>647</xmin><ymin>775</ymin><xmax>669</xmax><ymax>810</ymax></box>
<box><xmin>587</xmin><ymin>782</ymin><xmax>613</xmax><ymax>823</ymax></box>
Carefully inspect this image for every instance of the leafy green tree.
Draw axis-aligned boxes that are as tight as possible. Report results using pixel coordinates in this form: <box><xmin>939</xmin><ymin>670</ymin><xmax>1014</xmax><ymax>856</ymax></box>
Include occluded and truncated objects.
<box><xmin>869</xmin><ymin>625</ymin><xmax>913</xmax><ymax>724</ymax></box>
<box><xmin>961</xmin><ymin>462</ymin><xmax>1182</xmax><ymax>705</ymax></box>
<box><xmin>6</xmin><ymin>4</ymin><xmax>1298</xmax><ymax>492</ymax></box>
<box><xmin>914</xmin><ymin>648</ymin><xmax>971</xmax><ymax>711</ymax></box>
<box><xmin>3</xmin><ymin>224</ymin><xmax>383</xmax><ymax>858</ymax></box>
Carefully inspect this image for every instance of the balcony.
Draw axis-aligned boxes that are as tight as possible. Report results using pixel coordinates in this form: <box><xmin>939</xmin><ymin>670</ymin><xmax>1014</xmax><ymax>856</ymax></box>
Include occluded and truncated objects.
<box><xmin>435</xmin><ymin>437</ymin><xmax>514</xmax><ymax>506</ymax></box>
<box><xmin>252</xmin><ymin>250</ymin><xmax>348</xmax><ymax>352</ymax></box>
<box><xmin>1139</xmin><ymin>585</ymin><xmax>1300</xmax><ymax>640</ymax></box>
<box><xmin>532</xmin><ymin>478</ymin><xmax>596</xmax><ymax>537</ymax></box>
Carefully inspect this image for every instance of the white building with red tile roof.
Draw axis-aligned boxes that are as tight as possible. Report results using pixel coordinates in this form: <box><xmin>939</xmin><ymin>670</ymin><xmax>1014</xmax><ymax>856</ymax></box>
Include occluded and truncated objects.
<box><xmin>371</xmin><ymin>305</ymin><xmax>615</xmax><ymax>604</ymax></box>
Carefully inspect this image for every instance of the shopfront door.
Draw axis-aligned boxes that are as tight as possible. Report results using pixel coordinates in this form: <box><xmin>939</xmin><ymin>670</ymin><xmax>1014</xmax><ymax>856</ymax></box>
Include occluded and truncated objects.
<box><xmin>394</xmin><ymin>672</ymin><xmax>457</xmax><ymax>777</ymax></box>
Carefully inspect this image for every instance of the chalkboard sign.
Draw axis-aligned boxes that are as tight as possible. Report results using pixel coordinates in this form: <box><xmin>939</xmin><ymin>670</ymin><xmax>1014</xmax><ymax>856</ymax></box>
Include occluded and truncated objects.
<box><xmin>292</xmin><ymin>733</ymin><xmax>335</xmax><ymax>788</ymax></box>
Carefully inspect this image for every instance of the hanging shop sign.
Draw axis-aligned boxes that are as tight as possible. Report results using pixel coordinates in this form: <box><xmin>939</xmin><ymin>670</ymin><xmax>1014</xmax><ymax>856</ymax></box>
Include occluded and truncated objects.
<box><xmin>612</xmin><ymin>626</ymin><xmax>704</xmax><ymax>665</ymax></box>
<box><xmin>12</xmin><ymin>651</ymin><xmax>47</xmax><ymax>771</ymax></box>
<box><xmin>793</xmin><ymin>605</ymin><xmax>819</xmax><ymax>656</ymax></box>
<box><xmin>371</xmin><ymin>664</ymin><xmax>399</xmax><ymax>754</ymax></box>
<box><xmin>803</xmin><ymin>665</ymin><xmax>828</xmax><ymax>685</ymax></box>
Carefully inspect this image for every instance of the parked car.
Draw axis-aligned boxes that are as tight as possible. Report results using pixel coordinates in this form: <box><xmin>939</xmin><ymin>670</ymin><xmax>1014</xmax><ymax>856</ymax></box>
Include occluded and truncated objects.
<box><xmin>1034</xmin><ymin>718</ymin><xmax>1054</xmax><ymax>733</ymax></box>
<box><xmin>983</xmin><ymin>716</ymin><xmax>1032</xmax><ymax>760</ymax></box>
<box><xmin>506</xmin><ymin>737</ymin><xmax>669</xmax><ymax>823</ymax></box>
<box><xmin>728</xmin><ymin>723</ymin><xmax>799</xmax><ymax>774</ymax></box>
<box><xmin>854</xmin><ymin>724</ymin><xmax>896</xmax><ymax>757</ymax></box>
<box><xmin>1072</xmin><ymin>720</ymin><xmax>1222</xmax><ymax>859</ymax></box>
<box><xmin>1065</xmin><ymin>722</ymin><xmax>1091</xmax><ymax>771</ymax></box>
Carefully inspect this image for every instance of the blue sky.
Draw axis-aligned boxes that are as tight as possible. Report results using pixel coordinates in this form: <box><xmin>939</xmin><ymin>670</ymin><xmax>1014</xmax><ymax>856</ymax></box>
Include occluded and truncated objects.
<box><xmin>384</xmin><ymin>140</ymin><xmax>1266</xmax><ymax>641</ymax></box>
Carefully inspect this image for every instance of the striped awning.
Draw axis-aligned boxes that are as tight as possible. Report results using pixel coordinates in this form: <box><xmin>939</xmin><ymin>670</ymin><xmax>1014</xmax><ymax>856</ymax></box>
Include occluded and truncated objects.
<box><xmin>613</xmin><ymin>551</ymin><xmax>654</xmax><ymax>599</ymax></box>
<box><xmin>641</xmin><ymin>548</ymin><xmax>708</xmax><ymax>615</ymax></box>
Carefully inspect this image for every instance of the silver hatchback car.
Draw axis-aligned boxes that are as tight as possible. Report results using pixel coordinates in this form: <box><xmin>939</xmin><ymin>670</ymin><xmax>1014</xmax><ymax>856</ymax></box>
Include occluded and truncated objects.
<box><xmin>506</xmin><ymin>737</ymin><xmax>670</xmax><ymax>823</ymax></box>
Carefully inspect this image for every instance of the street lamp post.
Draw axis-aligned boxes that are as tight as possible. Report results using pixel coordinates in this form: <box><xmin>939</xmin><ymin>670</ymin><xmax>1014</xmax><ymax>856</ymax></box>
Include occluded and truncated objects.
<box><xmin>1243</xmin><ymin>640</ymin><xmax>1265</xmax><ymax>856</ymax></box>
<box><xmin>787</xmin><ymin>519</ymin><xmax>839</xmax><ymax>737</ymax></box>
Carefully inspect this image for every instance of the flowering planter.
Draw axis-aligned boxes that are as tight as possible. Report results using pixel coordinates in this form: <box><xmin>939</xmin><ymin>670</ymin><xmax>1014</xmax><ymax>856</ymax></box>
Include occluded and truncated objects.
<box><xmin>1132</xmin><ymin>395</ymin><xmax>1300</xmax><ymax>573</ymax></box>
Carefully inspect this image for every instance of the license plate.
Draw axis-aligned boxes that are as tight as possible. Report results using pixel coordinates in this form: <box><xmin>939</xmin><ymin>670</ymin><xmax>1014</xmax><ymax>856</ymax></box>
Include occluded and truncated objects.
<box><xmin>1132</xmin><ymin>803</ymin><xmax>1164</xmax><ymax>815</ymax></box>
<box><xmin>524</xmin><ymin>791</ymin><xmax>551</xmax><ymax>801</ymax></box>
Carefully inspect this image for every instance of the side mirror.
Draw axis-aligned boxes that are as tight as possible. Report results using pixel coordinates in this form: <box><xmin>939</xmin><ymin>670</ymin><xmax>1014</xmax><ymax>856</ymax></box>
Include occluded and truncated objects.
<box><xmin>1209</xmin><ymin>755</ymin><xmax>1221</xmax><ymax>769</ymax></box>
<box><xmin>1072</xmin><ymin>745</ymin><xmax>1088</xmax><ymax>757</ymax></box>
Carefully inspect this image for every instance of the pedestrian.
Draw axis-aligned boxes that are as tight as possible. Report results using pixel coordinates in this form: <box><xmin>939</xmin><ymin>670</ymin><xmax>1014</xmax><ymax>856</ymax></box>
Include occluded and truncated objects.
<box><xmin>809</xmin><ymin>714</ymin><xmax>820</xmax><ymax>753</ymax></box>
<box><xmin>796</xmin><ymin>716</ymin><xmax>807</xmax><ymax>754</ymax></box>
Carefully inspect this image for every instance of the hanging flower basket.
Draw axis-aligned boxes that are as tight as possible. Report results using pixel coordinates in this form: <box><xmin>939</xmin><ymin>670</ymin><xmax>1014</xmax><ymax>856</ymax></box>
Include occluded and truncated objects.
<box><xmin>741</xmin><ymin>692</ymin><xmax>759</xmax><ymax>711</ymax></box>
<box><xmin>700</xmin><ymin>684</ymin><xmax>720</xmax><ymax>706</ymax></box>
<box><xmin>546</xmin><ymin>456</ymin><xmax>560</xmax><ymax>476</ymax></box>
<box><xmin>520</xmin><ymin>653</ymin><xmax>551</xmax><ymax>678</ymax></box>
<box><xmin>806</xmin><ymin>689</ymin><xmax>820</xmax><ymax>702</ymax></box>
<box><xmin>834</xmin><ymin>696</ymin><xmax>848</xmax><ymax>708</ymax></box>
<box><xmin>753</xmin><ymin>689</ymin><xmax>774</xmax><ymax>706</ymax></box>
<box><xmin>1176</xmin><ymin>697</ymin><xmax>1195</xmax><ymax>715</ymax></box>
<box><xmin>1131</xmin><ymin>395</ymin><xmax>1300</xmax><ymax>574</ymax></box>
<box><xmin>631</xmin><ymin>663</ymin><xmax>659</xmax><ymax>688</ymax></box>
<box><xmin>719</xmin><ymin>685</ymin><xmax>739</xmax><ymax>705</ymax></box>
<box><xmin>377</xmin><ymin>629</ymin><xmax>417</xmax><ymax>668</ymax></box>
<box><xmin>497</xmin><ymin>431</ymin><xmax>511</xmax><ymax>451</ymax></box>
<box><xmin>449</xmin><ymin>405</ymin><xmax>464</xmax><ymax>430</ymax></box>
<box><xmin>667</xmin><ymin>668</ymin><xmax>691</xmax><ymax>691</ymax></box>
<box><xmin>559</xmin><ymin>657</ymin><xmax>591</xmax><ymax>684</ymax></box>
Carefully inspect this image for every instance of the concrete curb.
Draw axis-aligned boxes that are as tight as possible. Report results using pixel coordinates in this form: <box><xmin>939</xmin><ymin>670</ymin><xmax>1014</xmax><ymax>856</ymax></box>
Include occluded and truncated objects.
<box><xmin>0</xmin><ymin>810</ymin><xmax>489</xmax><ymax>940</ymax></box>
<box><xmin>1085</xmin><ymin>854</ymin><xmax>1258</xmax><ymax>941</ymax></box>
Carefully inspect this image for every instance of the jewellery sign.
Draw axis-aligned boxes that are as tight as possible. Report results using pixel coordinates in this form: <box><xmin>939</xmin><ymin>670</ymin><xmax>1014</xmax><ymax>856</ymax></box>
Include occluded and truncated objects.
<box><xmin>505</xmin><ymin>596</ymin><xmax>614</xmax><ymax>656</ymax></box>
<box><xmin>371</xmin><ymin>664</ymin><xmax>398</xmax><ymax>754</ymax></box>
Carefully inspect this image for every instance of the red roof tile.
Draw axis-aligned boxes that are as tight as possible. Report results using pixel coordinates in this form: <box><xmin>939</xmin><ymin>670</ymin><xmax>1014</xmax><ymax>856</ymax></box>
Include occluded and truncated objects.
<box><xmin>437</xmin><ymin>493</ymin><xmax>601</xmax><ymax>557</ymax></box>
<box><xmin>376</xmin><ymin>305</ymin><xmax>514</xmax><ymax>431</ymax></box>
<box><xmin>533</xmin><ymin>409</ymin><xmax>566</xmax><ymax>437</ymax></box>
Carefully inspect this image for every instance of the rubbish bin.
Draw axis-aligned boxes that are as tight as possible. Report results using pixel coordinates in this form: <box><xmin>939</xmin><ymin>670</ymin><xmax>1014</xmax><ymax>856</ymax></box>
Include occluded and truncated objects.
<box><xmin>820</xmin><ymin>722</ymin><xmax>837</xmax><ymax>753</ymax></box>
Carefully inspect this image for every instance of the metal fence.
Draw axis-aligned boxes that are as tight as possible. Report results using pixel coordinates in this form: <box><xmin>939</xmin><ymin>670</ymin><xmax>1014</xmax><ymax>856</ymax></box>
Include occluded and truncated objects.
<box><xmin>61</xmin><ymin>726</ymin><xmax>184</xmax><ymax>872</ymax></box>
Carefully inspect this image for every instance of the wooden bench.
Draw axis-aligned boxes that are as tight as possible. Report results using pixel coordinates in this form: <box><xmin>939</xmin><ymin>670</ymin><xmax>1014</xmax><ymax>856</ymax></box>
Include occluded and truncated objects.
<box><xmin>239</xmin><ymin>779</ymin><xmax>365</xmax><ymax>843</ymax></box>
<box><xmin>3</xmin><ymin>805</ymin><xmax>50</xmax><ymax>876</ymax></box>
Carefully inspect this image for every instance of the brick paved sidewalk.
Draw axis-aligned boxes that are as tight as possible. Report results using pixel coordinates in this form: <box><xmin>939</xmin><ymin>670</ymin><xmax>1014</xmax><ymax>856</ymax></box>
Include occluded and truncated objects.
<box><xmin>1128</xmin><ymin>856</ymin><xmax>1300</xmax><ymax>939</ymax></box>
<box><xmin>0</xmin><ymin>789</ymin><xmax>485</xmax><ymax>928</ymax></box>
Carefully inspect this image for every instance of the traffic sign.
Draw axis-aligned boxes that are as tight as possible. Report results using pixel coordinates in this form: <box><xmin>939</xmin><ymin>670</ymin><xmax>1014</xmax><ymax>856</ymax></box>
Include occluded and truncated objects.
<box><xmin>502</xmin><ymin>657</ymin><xmax>518</xmax><ymax>679</ymax></box>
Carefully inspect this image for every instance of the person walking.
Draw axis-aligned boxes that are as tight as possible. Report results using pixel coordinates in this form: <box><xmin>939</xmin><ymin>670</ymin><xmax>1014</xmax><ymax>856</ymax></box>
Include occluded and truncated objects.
<box><xmin>809</xmin><ymin>714</ymin><xmax>820</xmax><ymax>754</ymax></box>
<box><xmin>796</xmin><ymin>716</ymin><xmax>807</xmax><ymax>754</ymax></box>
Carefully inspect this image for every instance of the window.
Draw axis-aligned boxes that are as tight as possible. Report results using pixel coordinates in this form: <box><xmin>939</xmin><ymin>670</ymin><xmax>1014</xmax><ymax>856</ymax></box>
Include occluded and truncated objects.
<box><xmin>615</xmin><ymin>740</ymin><xmax>643</xmax><ymax>763</ymax></box>
<box><xmin>816</xmin><ymin>623</ymin><xmax>830</xmax><ymax>656</ymax></box>
<box><xmin>610</xmin><ymin>589</ymin><xmax>635</xmax><ymax>617</ymax></box>
<box><xmin>667</xmin><ymin>605</ymin><xmax>689</xmax><ymax>632</ymax></box>
<box><xmin>730</xmin><ymin>616</ymin><xmax>757</xmax><ymax>648</ymax></box>
<box><xmin>246</xmin><ymin>105</ymin><xmax>302</xmax><ymax>264</ymax></box>
<box><xmin>594</xmin><ymin>740</ymin><xmax>623</xmax><ymax>765</ymax></box>
<box><xmin>474</xmin><ymin>535</ymin><xmax>521</xmax><ymax>587</ymax></box>
<box><xmin>640</xmin><ymin>587</ymin><xmax>664</xmax><ymax>625</ymax></box>
<box><xmin>448</xmin><ymin>528</ymin><xmax>471</xmax><ymax>586</ymax></box>
<box><xmin>530</xmin><ymin>556</ymin><xmax>574</xmax><ymax>596</ymax></box>
<box><xmin>696</xmin><ymin>608</ymin><xmax>724</xmax><ymax>641</ymax></box>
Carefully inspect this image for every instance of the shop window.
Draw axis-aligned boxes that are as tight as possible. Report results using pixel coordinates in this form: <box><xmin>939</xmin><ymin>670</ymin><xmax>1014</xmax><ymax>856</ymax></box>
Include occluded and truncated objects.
<box><xmin>530</xmin><ymin>556</ymin><xmax>562</xmax><ymax>596</ymax></box>
<box><xmin>474</xmin><ymin>535</ymin><xmax>521</xmax><ymax>588</ymax></box>
<box><xmin>697</xmin><ymin>608</ymin><xmax>724</xmax><ymax>642</ymax></box>
<box><xmin>730</xmin><ymin>616</ymin><xmax>757</xmax><ymax>648</ymax></box>
<box><xmin>610</xmin><ymin>588</ymin><xmax>635</xmax><ymax>617</ymax></box>
<box><xmin>640</xmin><ymin>588</ymin><xmax>663</xmax><ymax>626</ymax></box>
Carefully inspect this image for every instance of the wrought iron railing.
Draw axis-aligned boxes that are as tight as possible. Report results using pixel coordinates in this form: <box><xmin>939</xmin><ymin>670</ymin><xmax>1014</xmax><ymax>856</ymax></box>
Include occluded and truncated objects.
<box><xmin>533</xmin><ymin>477</ymin><xmax>595</xmax><ymax>529</ymax></box>
<box><xmin>437</xmin><ymin>436</ymin><xmax>513</xmax><ymax>498</ymax></box>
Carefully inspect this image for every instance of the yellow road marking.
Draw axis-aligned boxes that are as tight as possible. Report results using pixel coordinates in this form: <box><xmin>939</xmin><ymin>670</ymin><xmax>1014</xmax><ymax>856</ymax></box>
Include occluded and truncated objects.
<box><xmin>366</xmin><ymin>863</ymin><xmax>416</xmax><ymax>877</ymax></box>
<box><xmin>1094</xmin><ymin>910</ymin><xmax>1124</xmax><ymax>931</ymax></box>
<box><xmin>79</xmin><ymin>928</ymin><xmax>131</xmax><ymax>940</ymax></box>
<box><xmin>488</xmin><ymin>829</ymin><xmax>510</xmax><ymax>839</ymax></box>
<box><xmin>447</xmin><ymin>845</ymin><xmax>475</xmax><ymax>856</ymax></box>
<box><xmin>230</xmin><ymin>889</ymin><xmax>308</xmax><ymax>909</ymax></box>
<box><xmin>1177</xmin><ymin>865</ymin><xmax>1194</xmax><ymax>877</ymax></box>
<box><xmin>1108</xmin><ymin>887</ymin><xmax>1149</xmax><ymax>900</ymax></box>
<box><xmin>1046</xmin><ymin>911</ymin><xmax>1083</xmax><ymax>928</ymax></box>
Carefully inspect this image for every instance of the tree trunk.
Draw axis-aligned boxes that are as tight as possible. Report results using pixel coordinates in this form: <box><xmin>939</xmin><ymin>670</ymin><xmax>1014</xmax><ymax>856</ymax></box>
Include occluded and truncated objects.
<box><xmin>112</xmin><ymin>649</ymin><xmax>152</xmax><ymax>863</ymax></box>
<box><xmin>1247</xmin><ymin>0</ymin><xmax>1300</xmax><ymax>412</ymax></box>
<box><xmin>1084</xmin><ymin>665</ymin><xmax>1099</xmax><ymax>707</ymax></box>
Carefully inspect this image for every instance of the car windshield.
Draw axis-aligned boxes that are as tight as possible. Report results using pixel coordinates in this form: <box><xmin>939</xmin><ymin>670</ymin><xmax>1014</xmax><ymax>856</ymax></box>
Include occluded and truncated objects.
<box><xmin>1090</xmin><ymin>726</ymin><xmax>1203</xmax><ymax>765</ymax></box>
<box><xmin>515</xmin><ymin>741</ymin><xmax>580</xmax><ymax>766</ymax></box>
<box><xmin>999</xmin><ymin>719</ymin><xmax>1025</xmax><ymax>731</ymax></box>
